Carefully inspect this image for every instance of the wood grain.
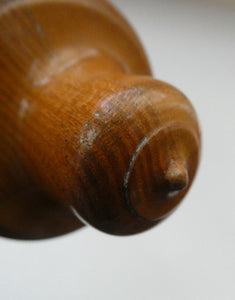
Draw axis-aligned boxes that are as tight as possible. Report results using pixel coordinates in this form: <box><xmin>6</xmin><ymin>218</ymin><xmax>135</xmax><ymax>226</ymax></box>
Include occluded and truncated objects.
<box><xmin>0</xmin><ymin>0</ymin><xmax>201</xmax><ymax>239</ymax></box>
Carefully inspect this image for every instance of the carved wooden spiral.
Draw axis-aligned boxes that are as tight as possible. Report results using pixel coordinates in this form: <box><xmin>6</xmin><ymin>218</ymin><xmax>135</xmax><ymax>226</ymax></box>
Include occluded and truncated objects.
<box><xmin>0</xmin><ymin>0</ymin><xmax>201</xmax><ymax>239</ymax></box>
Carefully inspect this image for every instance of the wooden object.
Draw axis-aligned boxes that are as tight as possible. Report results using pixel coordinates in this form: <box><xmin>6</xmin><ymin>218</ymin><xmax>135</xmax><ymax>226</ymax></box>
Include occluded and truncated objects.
<box><xmin>0</xmin><ymin>0</ymin><xmax>201</xmax><ymax>239</ymax></box>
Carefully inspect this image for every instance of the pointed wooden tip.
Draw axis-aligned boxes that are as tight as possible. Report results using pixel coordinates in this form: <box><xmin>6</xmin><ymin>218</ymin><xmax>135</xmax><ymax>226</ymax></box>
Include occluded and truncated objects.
<box><xmin>165</xmin><ymin>160</ymin><xmax>189</xmax><ymax>192</ymax></box>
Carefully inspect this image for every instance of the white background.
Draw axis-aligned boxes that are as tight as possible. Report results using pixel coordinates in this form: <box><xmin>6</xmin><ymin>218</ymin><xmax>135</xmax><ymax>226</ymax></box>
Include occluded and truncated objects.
<box><xmin>1</xmin><ymin>0</ymin><xmax>234</xmax><ymax>299</ymax></box>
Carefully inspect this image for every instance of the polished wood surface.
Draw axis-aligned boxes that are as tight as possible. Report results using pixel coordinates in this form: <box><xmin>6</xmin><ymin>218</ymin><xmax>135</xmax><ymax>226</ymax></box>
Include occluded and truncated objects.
<box><xmin>0</xmin><ymin>0</ymin><xmax>201</xmax><ymax>239</ymax></box>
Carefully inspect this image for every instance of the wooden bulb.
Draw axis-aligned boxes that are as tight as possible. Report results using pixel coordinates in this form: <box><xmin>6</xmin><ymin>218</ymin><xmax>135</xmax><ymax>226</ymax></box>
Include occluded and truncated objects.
<box><xmin>0</xmin><ymin>0</ymin><xmax>201</xmax><ymax>239</ymax></box>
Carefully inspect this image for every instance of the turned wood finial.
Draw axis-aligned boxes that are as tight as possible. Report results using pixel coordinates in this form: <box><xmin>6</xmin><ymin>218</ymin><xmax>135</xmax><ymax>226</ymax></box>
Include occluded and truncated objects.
<box><xmin>0</xmin><ymin>0</ymin><xmax>201</xmax><ymax>239</ymax></box>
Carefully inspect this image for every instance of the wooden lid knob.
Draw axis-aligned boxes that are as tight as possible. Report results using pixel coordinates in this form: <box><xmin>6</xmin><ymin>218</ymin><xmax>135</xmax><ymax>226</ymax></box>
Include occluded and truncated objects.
<box><xmin>67</xmin><ymin>75</ymin><xmax>200</xmax><ymax>234</ymax></box>
<box><xmin>0</xmin><ymin>0</ymin><xmax>201</xmax><ymax>239</ymax></box>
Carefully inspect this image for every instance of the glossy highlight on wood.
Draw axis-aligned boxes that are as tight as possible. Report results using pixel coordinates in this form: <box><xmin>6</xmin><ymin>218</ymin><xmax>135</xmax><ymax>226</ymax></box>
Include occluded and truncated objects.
<box><xmin>0</xmin><ymin>0</ymin><xmax>201</xmax><ymax>239</ymax></box>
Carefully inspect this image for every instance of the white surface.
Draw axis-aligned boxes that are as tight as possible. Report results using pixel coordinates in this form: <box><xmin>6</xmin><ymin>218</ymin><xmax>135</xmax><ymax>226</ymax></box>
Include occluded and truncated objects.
<box><xmin>1</xmin><ymin>0</ymin><xmax>235</xmax><ymax>299</ymax></box>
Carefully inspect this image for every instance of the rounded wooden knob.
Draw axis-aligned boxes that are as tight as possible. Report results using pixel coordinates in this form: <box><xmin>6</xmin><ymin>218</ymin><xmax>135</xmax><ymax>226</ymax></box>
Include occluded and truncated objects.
<box><xmin>0</xmin><ymin>0</ymin><xmax>201</xmax><ymax>239</ymax></box>
<box><xmin>67</xmin><ymin>76</ymin><xmax>200</xmax><ymax>235</ymax></box>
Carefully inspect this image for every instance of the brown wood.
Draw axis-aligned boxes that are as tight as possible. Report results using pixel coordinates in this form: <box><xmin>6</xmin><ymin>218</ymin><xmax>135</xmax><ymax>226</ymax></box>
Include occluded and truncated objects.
<box><xmin>0</xmin><ymin>0</ymin><xmax>201</xmax><ymax>239</ymax></box>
